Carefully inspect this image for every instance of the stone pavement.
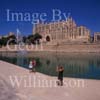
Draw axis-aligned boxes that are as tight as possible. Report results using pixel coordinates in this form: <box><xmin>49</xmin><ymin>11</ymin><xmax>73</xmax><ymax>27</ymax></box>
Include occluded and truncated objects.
<box><xmin>0</xmin><ymin>60</ymin><xmax>100</xmax><ymax>100</ymax></box>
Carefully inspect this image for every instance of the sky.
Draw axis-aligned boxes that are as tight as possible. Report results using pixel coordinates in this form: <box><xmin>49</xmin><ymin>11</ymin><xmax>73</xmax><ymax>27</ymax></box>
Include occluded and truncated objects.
<box><xmin>0</xmin><ymin>0</ymin><xmax>100</xmax><ymax>36</ymax></box>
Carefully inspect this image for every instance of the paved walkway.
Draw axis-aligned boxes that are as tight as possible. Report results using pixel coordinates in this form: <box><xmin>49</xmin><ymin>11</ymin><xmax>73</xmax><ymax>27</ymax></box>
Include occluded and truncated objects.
<box><xmin>0</xmin><ymin>60</ymin><xmax>100</xmax><ymax>100</ymax></box>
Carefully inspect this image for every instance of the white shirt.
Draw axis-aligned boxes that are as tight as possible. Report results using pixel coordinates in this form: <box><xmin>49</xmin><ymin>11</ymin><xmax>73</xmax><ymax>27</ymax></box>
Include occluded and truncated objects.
<box><xmin>29</xmin><ymin>63</ymin><xmax>33</xmax><ymax>68</ymax></box>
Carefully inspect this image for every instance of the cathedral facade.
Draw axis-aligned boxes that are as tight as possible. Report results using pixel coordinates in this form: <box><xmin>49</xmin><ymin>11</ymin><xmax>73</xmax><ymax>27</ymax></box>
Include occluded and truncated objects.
<box><xmin>33</xmin><ymin>17</ymin><xmax>90</xmax><ymax>43</ymax></box>
<box><xmin>94</xmin><ymin>32</ymin><xmax>100</xmax><ymax>43</ymax></box>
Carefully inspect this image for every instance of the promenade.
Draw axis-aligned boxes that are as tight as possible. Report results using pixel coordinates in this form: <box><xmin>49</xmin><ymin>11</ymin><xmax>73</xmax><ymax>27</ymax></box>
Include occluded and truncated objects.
<box><xmin>0</xmin><ymin>60</ymin><xmax>100</xmax><ymax>100</ymax></box>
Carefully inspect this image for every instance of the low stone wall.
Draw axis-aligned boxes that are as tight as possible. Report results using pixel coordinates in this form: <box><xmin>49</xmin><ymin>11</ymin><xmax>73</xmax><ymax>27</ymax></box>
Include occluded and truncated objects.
<box><xmin>43</xmin><ymin>44</ymin><xmax>100</xmax><ymax>53</ymax></box>
<box><xmin>0</xmin><ymin>44</ymin><xmax>100</xmax><ymax>53</ymax></box>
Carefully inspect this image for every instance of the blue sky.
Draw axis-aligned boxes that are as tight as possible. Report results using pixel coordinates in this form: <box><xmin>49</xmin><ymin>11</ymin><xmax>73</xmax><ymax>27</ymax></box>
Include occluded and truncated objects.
<box><xmin>0</xmin><ymin>0</ymin><xmax>100</xmax><ymax>36</ymax></box>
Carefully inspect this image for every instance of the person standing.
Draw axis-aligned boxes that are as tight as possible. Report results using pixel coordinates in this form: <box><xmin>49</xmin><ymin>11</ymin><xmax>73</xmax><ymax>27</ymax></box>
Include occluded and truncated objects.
<box><xmin>32</xmin><ymin>59</ymin><xmax>36</xmax><ymax>73</ymax></box>
<box><xmin>56</xmin><ymin>66</ymin><xmax>64</xmax><ymax>86</ymax></box>
<box><xmin>29</xmin><ymin>61</ymin><xmax>33</xmax><ymax>73</ymax></box>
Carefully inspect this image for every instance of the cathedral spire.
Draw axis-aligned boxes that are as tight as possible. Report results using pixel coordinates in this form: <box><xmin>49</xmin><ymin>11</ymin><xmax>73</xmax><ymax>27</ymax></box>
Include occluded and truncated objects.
<box><xmin>68</xmin><ymin>12</ymin><xmax>71</xmax><ymax>19</ymax></box>
<box><xmin>66</xmin><ymin>12</ymin><xmax>71</xmax><ymax>21</ymax></box>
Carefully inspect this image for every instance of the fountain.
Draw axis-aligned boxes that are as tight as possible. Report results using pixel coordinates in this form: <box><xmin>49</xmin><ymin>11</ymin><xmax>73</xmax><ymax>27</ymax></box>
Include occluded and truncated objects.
<box><xmin>16</xmin><ymin>29</ymin><xmax>28</xmax><ymax>66</ymax></box>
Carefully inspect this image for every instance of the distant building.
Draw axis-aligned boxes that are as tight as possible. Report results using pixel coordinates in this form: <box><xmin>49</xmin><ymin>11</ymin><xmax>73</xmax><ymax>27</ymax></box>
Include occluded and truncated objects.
<box><xmin>3</xmin><ymin>35</ymin><xmax>8</xmax><ymax>38</ymax></box>
<box><xmin>33</xmin><ymin>17</ymin><xmax>90</xmax><ymax>43</ymax></box>
<box><xmin>8</xmin><ymin>32</ymin><xmax>14</xmax><ymax>36</ymax></box>
<box><xmin>94</xmin><ymin>32</ymin><xmax>100</xmax><ymax>43</ymax></box>
<box><xmin>1</xmin><ymin>32</ymin><xmax>15</xmax><ymax>39</ymax></box>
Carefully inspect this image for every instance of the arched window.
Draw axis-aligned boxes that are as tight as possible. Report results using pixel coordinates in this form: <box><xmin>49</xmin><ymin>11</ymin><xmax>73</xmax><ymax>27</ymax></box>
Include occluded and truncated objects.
<box><xmin>46</xmin><ymin>36</ymin><xmax>50</xmax><ymax>42</ymax></box>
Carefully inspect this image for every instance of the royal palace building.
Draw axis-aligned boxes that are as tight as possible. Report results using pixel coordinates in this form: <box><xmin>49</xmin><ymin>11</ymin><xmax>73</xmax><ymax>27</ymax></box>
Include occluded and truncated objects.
<box><xmin>94</xmin><ymin>32</ymin><xmax>100</xmax><ymax>43</ymax></box>
<box><xmin>33</xmin><ymin>17</ymin><xmax>90</xmax><ymax>43</ymax></box>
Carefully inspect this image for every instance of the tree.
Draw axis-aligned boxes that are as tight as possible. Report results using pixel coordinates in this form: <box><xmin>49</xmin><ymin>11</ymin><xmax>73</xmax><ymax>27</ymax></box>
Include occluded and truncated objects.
<box><xmin>27</xmin><ymin>33</ymin><xmax>42</xmax><ymax>44</ymax></box>
<box><xmin>8</xmin><ymin>35</ymin><xmax>17</xmax><ymax>45</ymax></box>
<box><xmin>27</xmin><ymin>35</ymin><xmax>35</xmax><ymax>44</ymax></box>
<box><xmin>22</xmin><ymin>36</ymin><xmax>27</xmax><ymax>43</ymax></box>
<box><xmin>33</xmin><ymin>33</ymin><xmax>42</xmax><ymax>44</ymax></box>
<box><xmin>0</xmin><ymin>38</ymin><xmax>2</xmax><ymax>47</ymax></box>
<box><xmin>2</xmin><ymin>37</ymin><xmax>8</xmax><ymax>46</ymax></box>
<box><xmin>34</xmin><ymin>33</ymin><xmax>42</xmax><ymax>40</ymax></box>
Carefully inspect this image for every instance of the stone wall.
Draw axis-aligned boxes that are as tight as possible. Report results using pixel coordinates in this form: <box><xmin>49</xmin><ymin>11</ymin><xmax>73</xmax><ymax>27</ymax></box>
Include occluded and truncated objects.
<box><xmin>0</xmin><ymin>44</ymin><xmax>100</xmax><ymax>53</ymax></box>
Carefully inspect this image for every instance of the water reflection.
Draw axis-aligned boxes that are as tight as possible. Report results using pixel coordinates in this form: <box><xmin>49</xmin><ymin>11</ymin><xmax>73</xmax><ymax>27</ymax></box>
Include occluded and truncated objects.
<box><xmin>0</xmin><ymin>52</ymin><xmax>100</xmax><ymax>79</ymax></box>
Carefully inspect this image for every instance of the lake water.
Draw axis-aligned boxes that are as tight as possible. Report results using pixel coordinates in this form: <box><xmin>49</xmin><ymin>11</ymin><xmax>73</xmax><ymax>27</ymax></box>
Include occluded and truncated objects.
<box><xmin>0</xmin><ymin>52</ymin><xmax>100</xmax><ymax>80</ymax></box>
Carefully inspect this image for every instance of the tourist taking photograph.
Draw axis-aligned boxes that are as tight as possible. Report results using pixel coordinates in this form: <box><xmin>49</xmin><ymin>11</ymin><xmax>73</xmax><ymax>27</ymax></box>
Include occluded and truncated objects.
<box><xmin>56</xmin><ymin>66</ymin><xmax>64</xmax><ymax>86</ymax></box>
